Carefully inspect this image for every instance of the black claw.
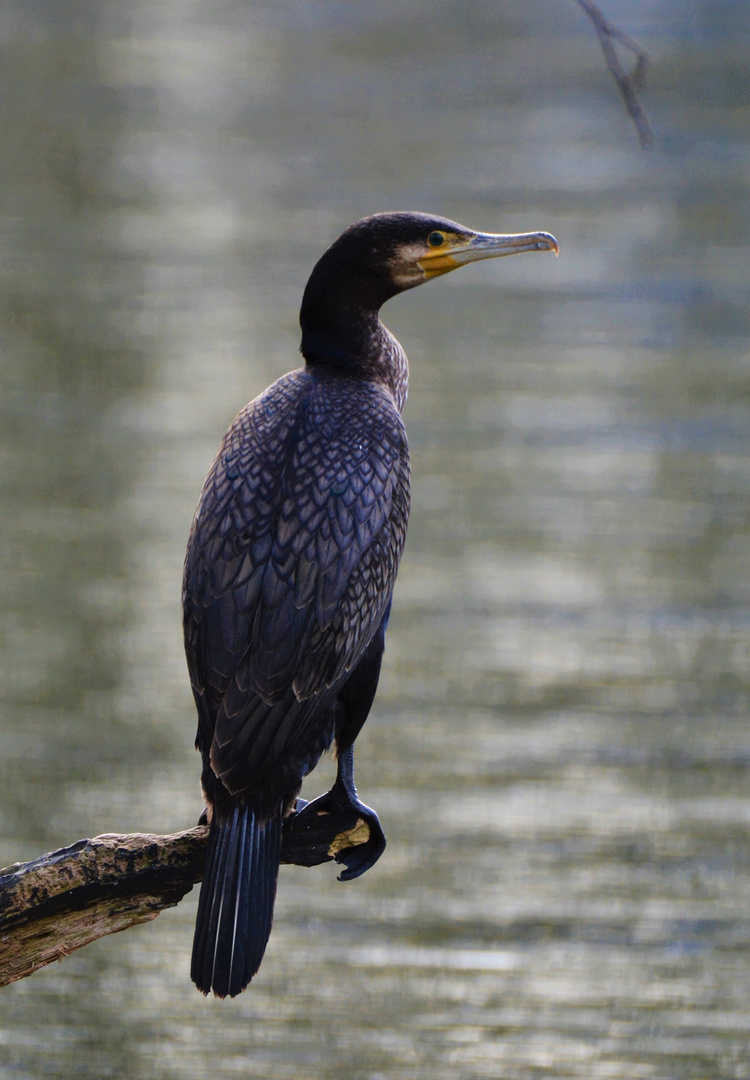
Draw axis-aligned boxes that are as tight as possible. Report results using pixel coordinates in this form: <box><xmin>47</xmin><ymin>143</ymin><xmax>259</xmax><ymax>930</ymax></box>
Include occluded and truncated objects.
<box><xmin>334</xmin><ymin>798</ymin><xmax>386</xmax><ymax>881</ymax></box>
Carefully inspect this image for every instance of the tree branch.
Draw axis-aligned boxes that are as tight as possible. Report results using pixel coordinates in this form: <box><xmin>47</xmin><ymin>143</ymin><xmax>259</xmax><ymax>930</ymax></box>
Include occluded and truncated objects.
<box><xmin>0</xmin><ymin>804</ymin><xmax>369</xmax><ymax>988</ymax></box>
<box><xmin>574</xmin><ymin>0</ymin><xmax>654</xmax><ymax>148</ymax></box>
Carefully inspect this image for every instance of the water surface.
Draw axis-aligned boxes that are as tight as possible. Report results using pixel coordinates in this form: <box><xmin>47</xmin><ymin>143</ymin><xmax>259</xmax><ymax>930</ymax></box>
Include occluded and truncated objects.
<box><xmin>1</xmin><ymin>2</ymin><xmax>749</xmax><ymax>1077</ymax></box>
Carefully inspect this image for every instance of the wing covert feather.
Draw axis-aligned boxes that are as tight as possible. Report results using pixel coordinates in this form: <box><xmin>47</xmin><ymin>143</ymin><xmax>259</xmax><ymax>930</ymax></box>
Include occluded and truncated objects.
<box><xmin>182</xmin><ymin>368</ymin><xmax>409</xmax><ymax>787</ymax></box>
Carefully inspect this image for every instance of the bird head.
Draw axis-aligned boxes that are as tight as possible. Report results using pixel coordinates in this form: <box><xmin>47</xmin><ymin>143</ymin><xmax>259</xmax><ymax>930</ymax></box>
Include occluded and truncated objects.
<box><xmin>300</xmin><ymin>212</ymin><xmax>558</xmax><ymax>366</ymax></box>
<box><xmin>306</xmin><ymin>212</ymin><xmax>558</xmax><ymax>304</ymax></box>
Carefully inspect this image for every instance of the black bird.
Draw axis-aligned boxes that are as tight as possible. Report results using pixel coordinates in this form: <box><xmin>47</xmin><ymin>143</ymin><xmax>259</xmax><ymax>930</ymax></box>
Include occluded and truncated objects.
<box><xmin>183</xmin><ymin>212</ymin><xmax>558</xmax><ymax>997</ymax></box>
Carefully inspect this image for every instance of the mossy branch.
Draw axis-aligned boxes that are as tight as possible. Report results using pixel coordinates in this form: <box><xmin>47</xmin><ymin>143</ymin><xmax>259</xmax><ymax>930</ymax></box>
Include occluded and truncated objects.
<box><xmin>0</xmin><ymin>804</ymin><xmax>367</xmax><ymax>988</ymax></box>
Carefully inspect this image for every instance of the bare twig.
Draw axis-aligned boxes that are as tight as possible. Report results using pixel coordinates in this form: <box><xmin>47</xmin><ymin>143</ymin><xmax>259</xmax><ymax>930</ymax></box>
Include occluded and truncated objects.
<box><xmin>575</xmin><ymin>0</ymin><xmax>654</xmax><ymax>148</ymax></box>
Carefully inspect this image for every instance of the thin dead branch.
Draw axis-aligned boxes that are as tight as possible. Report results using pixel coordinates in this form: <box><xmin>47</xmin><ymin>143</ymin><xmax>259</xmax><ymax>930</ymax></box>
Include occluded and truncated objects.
<box><xmin>575</xmin><ymin>0</ymin><xmax>654</xmax><ymax>147</ymax></box>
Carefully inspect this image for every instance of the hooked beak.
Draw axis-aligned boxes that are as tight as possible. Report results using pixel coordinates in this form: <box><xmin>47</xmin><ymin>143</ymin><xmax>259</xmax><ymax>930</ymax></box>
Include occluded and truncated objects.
<box><xmin>419</xmin><ymin>230</ymin><xmax>559</xmax><ymax>279</ymax></box>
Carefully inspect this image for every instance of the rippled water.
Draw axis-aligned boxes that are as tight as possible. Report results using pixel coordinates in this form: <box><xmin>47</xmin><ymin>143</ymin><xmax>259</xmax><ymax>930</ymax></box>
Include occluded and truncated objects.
<box><xmin>1</xmin><ymin>2</ymin><xmax>749</xmax><ymax>1078</ymax></box>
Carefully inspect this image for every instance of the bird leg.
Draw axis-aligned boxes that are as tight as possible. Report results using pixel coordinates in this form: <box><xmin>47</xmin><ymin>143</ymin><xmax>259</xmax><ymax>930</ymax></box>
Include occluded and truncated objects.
<box><xmin>292</xmin><ymin>744</ymin><xmax>386</xmax><ymax>881</ymax></box>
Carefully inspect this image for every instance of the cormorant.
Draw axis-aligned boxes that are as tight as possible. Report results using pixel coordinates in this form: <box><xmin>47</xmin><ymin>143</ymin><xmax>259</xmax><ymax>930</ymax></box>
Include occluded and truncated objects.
<box><xmin>183</xmin><ymin>212</ymin><xmax>558</xmax><ymax>997</ymax></box>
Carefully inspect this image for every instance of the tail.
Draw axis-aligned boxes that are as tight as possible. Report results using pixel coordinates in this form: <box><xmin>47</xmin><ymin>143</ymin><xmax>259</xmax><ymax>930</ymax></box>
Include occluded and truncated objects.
<box><xmin>191</xmin><ymin>804</ymin><xmax>283</xmax><ymax>998</ymax></box>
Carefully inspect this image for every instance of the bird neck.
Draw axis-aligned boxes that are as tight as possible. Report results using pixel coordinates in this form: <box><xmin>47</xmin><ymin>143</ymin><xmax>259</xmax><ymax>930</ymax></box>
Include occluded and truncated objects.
<box><xmin>300</xmin><ymin>300</ymin><xmax>409</xmax><ymax>414</ymax></box>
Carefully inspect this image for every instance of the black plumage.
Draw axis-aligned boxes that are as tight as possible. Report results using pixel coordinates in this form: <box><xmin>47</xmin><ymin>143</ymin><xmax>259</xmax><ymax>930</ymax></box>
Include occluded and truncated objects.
<box><xmin>183</xmin><ymin>212</ymin><xmax>558</xmax><ymax>997</ymax></box>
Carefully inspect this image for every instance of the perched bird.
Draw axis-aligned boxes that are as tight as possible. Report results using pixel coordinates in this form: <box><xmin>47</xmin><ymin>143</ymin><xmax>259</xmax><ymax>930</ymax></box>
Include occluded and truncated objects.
<box><xmin>183</xmin><ymin>212</ymin><xmax>558</xmax><ymax>997</ymax></box>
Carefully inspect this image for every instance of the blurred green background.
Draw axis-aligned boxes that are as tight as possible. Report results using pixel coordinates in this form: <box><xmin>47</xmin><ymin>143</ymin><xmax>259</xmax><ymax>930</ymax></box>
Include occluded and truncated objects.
<box><xmin>1</xmin><ymin>2</ymin><xmax>749</xmax><ymax>1078</ymax></box>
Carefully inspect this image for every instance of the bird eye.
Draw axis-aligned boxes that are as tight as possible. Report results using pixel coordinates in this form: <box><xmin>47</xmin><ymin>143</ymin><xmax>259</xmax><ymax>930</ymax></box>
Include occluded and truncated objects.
<box><xmin>427</xmin><ymin>231</ymin><xmax>445</xmax><ymax>248</ymax></box>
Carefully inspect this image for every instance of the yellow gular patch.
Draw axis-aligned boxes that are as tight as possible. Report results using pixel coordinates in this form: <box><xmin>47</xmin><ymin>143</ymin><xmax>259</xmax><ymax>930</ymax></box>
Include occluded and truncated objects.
<box><xmin>389</xmin><ymin>235</ymin><xmax>469</xmax><ymax>287</ymax></box>
<box><xmin>417</xmin><ymin>233</ymin><xmax>466</xmax><ymax>278</ymax></box>
<box><xmin>419</xmin><ymin>252</ymin><xmax>461</xmax><ymax>278</ymax></box>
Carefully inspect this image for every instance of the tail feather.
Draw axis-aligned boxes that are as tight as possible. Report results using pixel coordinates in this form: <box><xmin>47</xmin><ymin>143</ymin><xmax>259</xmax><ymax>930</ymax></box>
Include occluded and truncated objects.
<box><xmin>192</xmin><ymin>804</ymin><xmax>282</xmax><ymax>998</ymax></box>
<box><xmin>191</xmin><ymin>811</ymin><xmax>232</xmax><ymax>985</ymax></box>
<box><xmin>190</xmin><ymin>812</ymin><xmax>219</xmax><ymax>976</ymax></box>
<box><xmin>210</xmin><ymin>807</ymin><xmax>246</xmax><ymax>994</ymax></box>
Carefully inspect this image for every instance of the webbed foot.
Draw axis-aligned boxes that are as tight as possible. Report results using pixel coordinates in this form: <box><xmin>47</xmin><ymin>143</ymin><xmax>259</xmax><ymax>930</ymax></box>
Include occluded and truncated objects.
<box><xmin>293</xmin><ymin>787</ymin><xmax>385</xmax><ymax>881</ymax></box>
<box><xmin>293</xmin><ymin>745</ymin><xmax>386</xmax><ymax>881</ymax></box>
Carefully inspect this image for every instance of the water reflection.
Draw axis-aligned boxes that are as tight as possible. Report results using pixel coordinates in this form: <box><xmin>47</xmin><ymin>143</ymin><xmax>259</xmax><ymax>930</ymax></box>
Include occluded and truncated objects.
<box><xmin>1</xmin><ymin>2</ymin><xmax>749</xmax><ymax>1078</ymax></box>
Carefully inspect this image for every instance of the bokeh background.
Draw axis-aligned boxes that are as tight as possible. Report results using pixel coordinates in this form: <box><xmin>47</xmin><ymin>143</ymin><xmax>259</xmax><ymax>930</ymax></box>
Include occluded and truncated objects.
<box><xmin>1</xmin><ymin>2</ymin><xmax>749</xmax><ymax>1077</ymax></box>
